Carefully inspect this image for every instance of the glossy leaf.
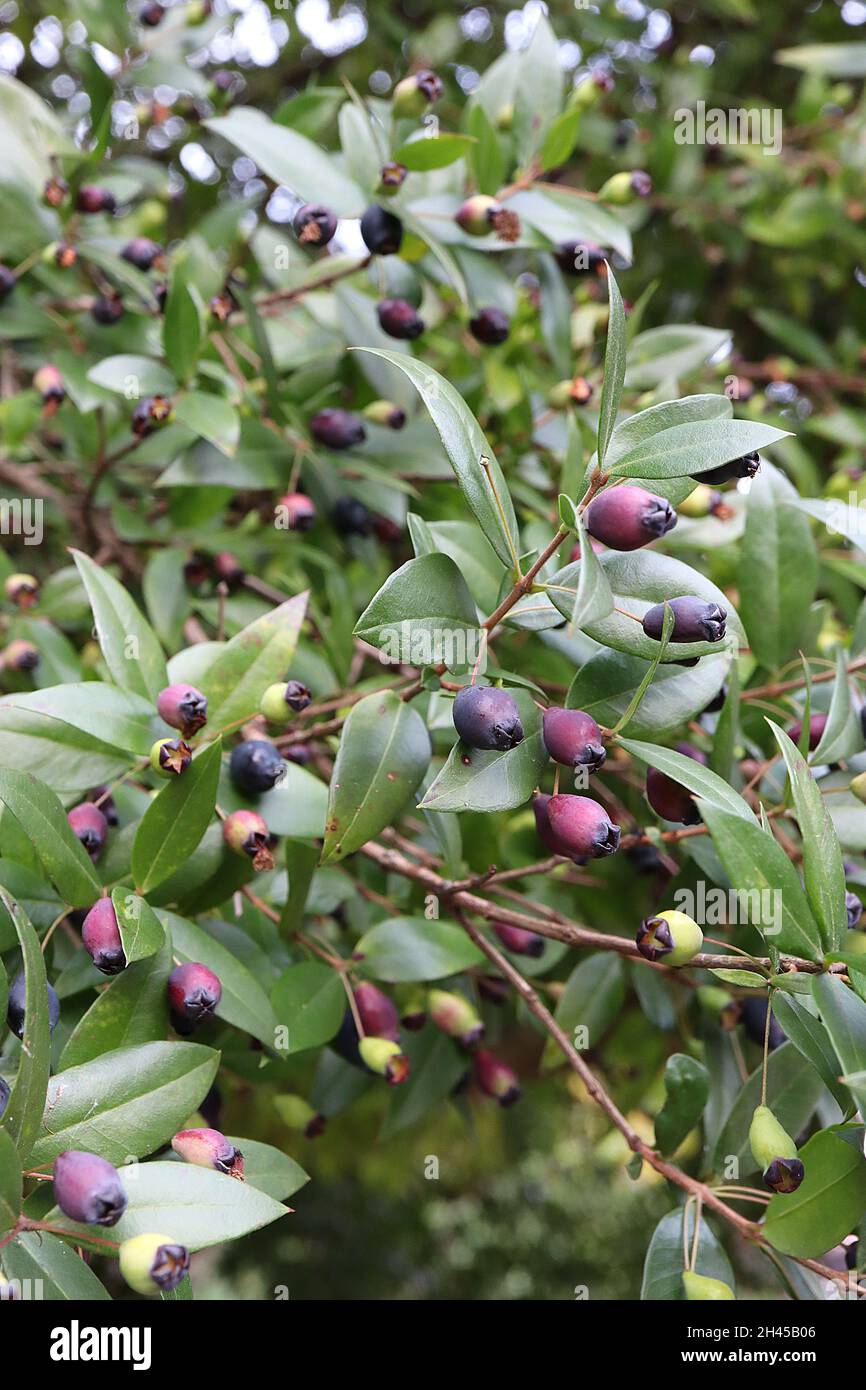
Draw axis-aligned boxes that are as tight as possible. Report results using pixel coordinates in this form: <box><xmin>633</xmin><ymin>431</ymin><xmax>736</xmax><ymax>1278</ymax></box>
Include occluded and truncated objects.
<box><xmin>71</xmin><ymin>550</ymin><xmax>168</xmax><ymax>702</ymax></box>
<box><xmin>419</xmin><ymin>689</ymin><xmax>545</xmax><ymax>813</ymax></box>
<box><xmin>132</xmin><ymin>737</ymin><xmax>222</xmax><ymax>894</ymax></box>
<box><xmin>199</xmin><ymin>594</ymin><xmax>308</xmax><ymax>734</ymax></box>
<box><xmin>0</xmin><ymin>889</ymin><xmax>51</xmax><ymax>1163</ymax></box>
<box><xmin>655</xmin><ymin>1054</ymin><xmax>710</xmax><ymax>1157</ymax></box>
<box><xmin>763</xmin><ymin>1130</ymin><xmax>866</xmax><ymax>1259</ymax></box>
<box><xmin>271</xmin><ymin>962</ymin><xmax>345</xmax><ymax>1054</ymax></box>
<box><xmin>354</xmin><ymin>917</ymin><xmax>483</xmax><ymax>982</ymax></box>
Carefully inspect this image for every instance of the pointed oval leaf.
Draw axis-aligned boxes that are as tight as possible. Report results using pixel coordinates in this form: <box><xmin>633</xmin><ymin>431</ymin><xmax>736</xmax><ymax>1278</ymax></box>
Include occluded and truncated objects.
<box><xmin>132</xmin><ymin>737</ymin><xmax>222</xmax><ymax>894</ymax></box>
<box><xmin>71</xmin><ymin>550</ymin><xmax>168</xmax><ymax>702</ymax></box>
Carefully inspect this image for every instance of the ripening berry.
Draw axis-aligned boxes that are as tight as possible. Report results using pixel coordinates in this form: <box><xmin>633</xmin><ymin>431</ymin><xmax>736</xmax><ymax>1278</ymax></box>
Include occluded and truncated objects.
<box><xmin>213</xmin><ymin>551</ymin><xmax>244</xmax><ymax>589</ymax></box>
<box><xmin>469</xmin><ymin>307</ymin><xmax>510</xmax><ymax>345</ymax></box>
<box><xmin>121</xmin><ymin>237</ymin><xmax>163</xmax><ymax>271</ymax></box>
<box><xmin>229</xmin><ymin>739</ymin><xmax>284</xmax><ymax>794</ymax></box>
<box><xmin>428</xmin><ymin>989</ymin><xmax>484</xmax><ymax>1046</ymax></box>
<box><xmin>157</xmin><ymin>683</ymin><xmax>208</xmax><ymax>737</ymax></box>
<box><xmin>285</xmin><ymin>743</ymin><xmax>312</xmax><ymax>766</ymax></box>
<box><xmin>82</xmin><ymin>897</ymin><xmax>125</xmax><ymax>975</ymax></box>
<box><xmin>492</xmin><ymin>922</ymin><xmax>545</xmax><ymax>958</ymax></box>
<box><xmin>150</xmin><ymin>737</ymin><xmax>192</xmax><ymax>777</ymax></box>
<box><xmin>292</xmin><ymin>202</ymin><xmax>338</xmax><ymax>247</ymax></box>
<box><xmin>585</xmin><ymin>485</ymin><xmax>677</xmax><ymax>551</ymax></box>
<box><xmin>279</xmin><ymin>491</ymin><xmax>316</xmax><ymax>531</ymax></box>
<box><xmin>172</xmin><ymin>1128</ymin><xmax>244</xmax><ymax>1179</ymax></box>
<box><xmin>696</xmin><ymin>986</ymin><xmax>741</xmax><ymax>1031</ymax></box>
<box><xmin>44</xmin><ymin>176</ymin><xmax>68</xmax><ymax>207</ymax></box>
<box><xmin>355</xmin><ymin>982</ymin><xmax>401</xmax><ymax>1042</ymax></box>
<box><xmin>473</xmin><ymin>1049</ymin><xmax>521</xmax><ymax>1107</ymax></box>
<box><xmin>34</xmin><ymin>365</ymin><xmax>65</xmax><ymax>415</ymax></box>
<box><xmin>598</xmin><ymin>170</ymin><xmax>653</xmax><ymax>203</ymax></box>
<box><xmin>378</xmin><ymin>162</ymin><xmax>408</xmax><ymax>194</ymax></box>
<box><xmin>0</xmin><ymin>1076</ymin><xmax>9</xmax><ymax>1120</ymax></box>
<box><xmin>275</xmin><ymin>1094</ymin><xmax>327</xmax><ymax>1138</ymax></box>
<box><xmin>7</xmin><ymin>970</ymin><xmax>60</xmax><ymax>1039</ymax></box>
<box><xmin>363</xmin><ymin>400</ymin><xmax>406</xmax><ymax>430</ymax></box>
<box><xmin>700</xmin><ymin>451</ymin><xmax>761</xmax><ymax>487</ymax></box>
<box><xmin>846</xmin><ymin>890</ymin><xmax>863</xmax><ymax>930</ymax></box>
<box><xmin>787</xmin><ymin>712</ymin><xmax>827</xmax><ymax>751</ymax></box>
<box><xmin>682</xmin><ymin>1271</ymin><xmax>735</xmax><ymax>1301</ymax></box>
<box><xmin>358</xmin><ymin>1036</ymin><xmax>410</xmax><ymax>1085</ymax></box>
<box><xmin>741</xmin><ymin>997</ymin><xmax>786</xmax><ymax>1051</ymax></box>
<box><xmin>138</xmin><ymin>1</ymin><xmax>166</xmax><ymax>24</ymax></box>
<box><xmin>401</xmin><ymin>994</ymin><xmax>427</xmax><ymax>1031</ymax></box>
<box><xmin>76</xmin><ymin>185</ymin><xmax>117</xmax><ymax>215</ymax></box>
<box><xmin>132</xmin><ymin>394</ymin><xmax>171</xmax><ymax>438</ymax></box>
<box><xmin>260</xmin><ymin>680</ymin><xmax>309</xmax><ymax>724</ymax></box>
<box><xmin>542</xmin><ymin>707</ymin><xmax>606</xmax><ymax>773</ymax></box>
<box><xmin>222</xmin><ymin>809</ymin><xmax>274</xmax><ymax>871</ymax></box>
<box><xmin>532</xmin><ymin>792</ymin><xmax>587</xmax><ymax>863</ymax></box>
<box><xmin>547</xmin><ymin>794</ymin><xmax>621</xmax><ymax>858</ymax></box>
<box><xmin>333</xmin><ymin>496</ymin><xmax>373</xmax><ymax>536</ymax></box>
<box><xmin>635</xmin><ymin>909</ymin><xmax>703</xmax><ymax>966</ymax></box>
<box><xmin>53</xmin><ymin>1150</ymin><xmax>128</xmax><ymax>1226</ymax></box>
<box><xmin>456</xmin><ymin>194</ymin><xmax>520</xmax><ymax>242</ymax></box>
<box><xmin>209</xmin><ymin>290</ymin><xmax>236</xmax><ymax>322</ymax></box>
<box><xmin>360</xmin><ymin>205</ymin><xmax>404</xmax><ymax>256</ymax></box>
<box><xmin>310</xmin><ymin>407</ymin><xmax>366</xmax><ymax>450</ymax></box>
<box><xmin>749</xmin><ymin>1104</ymin><xmax>804</xmax><ymax>1193</ymax></box>
<box><xmin>377</xmin><ymin>298</ymin><xmax>425</xmax><ymax>339</ymax></box>
<box><xmin>553</xmin><ymin>240</ymin><xmax>606</xmax><ymax>276</ymax></box>
<box><xmin>3</xmin><ymin>639</ymin><xmax>39</xmax><ymax>671</ymax></box>
<box><xmin>646</xmin><ymin>765</ymin><xmax>700</xmax><ymax>825</ymax></box>
<box><xmin>392</xmin><ymin>69</ymin><xmax>443</xmax><ymax>118</ymax></box>
<box><xmin>91</xmin><ymin>293</ymin><xmax>123</xmax><ymax>325</ymax></box>
<box><xmin>119</xmin><ymin>1233</ymin><xmax>190</xmax><ymax>1296</ymax></box>
<box><xmin>168</xmin><ymin>962</ymin><xmax>221</xmax><ymax>1033</ymax></box>
<box><xmin>67</xmin><ymin>803</ymin><xmax>109</xmax><ymax>861</ymax></box>
<box><xmin>452</xmin><ymin>684</ymin><xmax>524</xmax><ymax>751</ymax></box>
<box><xmin>642</xmin><ymin>596</ymin><xmax>727</xmax><ymax>644</ymax></box>
<box><xmin>4</xmin><ymin>573</ymin><xmax>39</xmax><ymax>607</ymax></box>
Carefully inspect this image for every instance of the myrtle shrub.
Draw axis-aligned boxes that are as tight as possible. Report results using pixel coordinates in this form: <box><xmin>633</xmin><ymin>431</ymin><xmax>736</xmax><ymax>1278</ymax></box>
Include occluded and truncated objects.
<box><xmin>0</xmin><ymin>0</ymin><xmax>866</xmax><ymax>1304</ymax></box>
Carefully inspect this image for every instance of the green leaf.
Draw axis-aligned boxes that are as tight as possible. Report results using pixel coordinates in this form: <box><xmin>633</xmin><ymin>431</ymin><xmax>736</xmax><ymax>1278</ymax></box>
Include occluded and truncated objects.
<box><xmin>160</xmin><ymin>910</ymin><xmax>278</xmax><ymax>1046</ymax></box>
<box><xmin>611</xmin><ymin>604</ymin><xmax>674</xmax><ymax>734</ymax></box>
<box><xmin>620</xmin><ymin>738</ymin><xmax>754</xmax><ymax>820</ymax></box>
<box><xmin>381</xmin><ymin>1026</ymin><xmax>465</xmax><ymax>1137</ymax></box>
<box><xmin>739</xmin><ymin>462</ymin><xmax>819</xmax><ymax>670</ymax></box>
<box><xmin>767</xmin><ymin>722</ymin><xmax>847</xmax><ymax>952</ymax></box>
<box><xmin>655</xmin><ymin>1054</ymin><xmax>710</xmax><ymax>1158</ymax></box>
<box><xmin>641</xmin><ymin>1208</ymin><xmax>734</xmax><ymax>1300</ymax></box>
<box><xmin>53</xmin><ymin>1161</ymin><xmax>289</xmax><ymax>1253</ymax></box>
<box><xmin>789</xmin><ymin>495</ymin><xmax>866</xmax><ymax>548</ymax></box>
<box><xmin>354</xmin><ymin>554</ymin><xmax>479</xmax><ymax>671</ymax></box>
<box><xmin>546</xmin><ymin>549</ymin><xmax>745</xmax><ymax>662</ymax></box>
<box><xmin>2</xmin><ymin>1232</ymin><xmax>109</xmax><ymax>1300</ymax></box>
<box><xmin>418</xmin><ymin>689</ymin><xmax>546</xmax><ymax>813</ymax></box>
<box><xmin>354</xmin><ymin>917</ymin><xmax>483</xmax><ymax>982</ymax></box>
<box><xmin>321</xmin><ymin>690</ymin><xmax>431</xmax><ymax>864</ymax></box>
<box><xmin>812</xmin><ymin>974</ymin><xmax>866</xmax><ymax>1115</ymax></box>
<box><xmin>354</xmin><ymin>351</ymin><xmax>520</xmax><ymax>569</ymax></box>
<box><xmin>770</xmin><ymin>992</ymin><xmax>851</xmax><ymax>1114</ymax></box>
<box><xmin>142</xmin><ymin>549</ymin><xmax>189</xmax><ymax>654</ymax></box>
<box><xmin>763</xmin><ymin>1130</ymin><xmax>866</xmax><ymax>1259</ymax></box>
<box><xmin>271</xmin><ymin>962</ymin><xmax>345</xmax><ymax>1054</ymax></box>
<box><xmin>205</xmin><ymin>107</ymin><xmax>364</xmax><ymax>214</ymax></box>
<box><xmin>59</xmin><ymin>944</ymin><xmax>171</xmax><ymax>1070</ymax></box>
<box><xmin>465</xmin><ymin>102</ymin><xmax>505</xmax><ymax>194</ymax></box>
<box><xmin>699</xmin><ymin>803</ymin><xmax>823</xmax><ymax>959</ymax></box>
<box><xmin>608</xmin><ymin>418</ymin><xmax>791</xmax><ymax>481</ymax></box>
<box><xmin>625</xmin><ymin>325</ymin><xmax>731</xmax><ymax>390</ymax></box>
<box><xmin>605</xmin><ymin>394</ymin><xmax>733</xmax><ymax>470</ymax></box>
<box><xmin>570</xmin><ymin>513</ymin><xmax>614</xmax><ymax>632</ymax></box>
<box><xmin>132</xmin><ymin>738</ymin><xmax>222</xmax><ymax>894</ymax></box>
<box><xmin>199</xmin><ymin>593</ymin><xmax>308</xmax><ymax>733</ymax></box>
<box><xmin>174</xmin><ymin>391</ymin><xmax>240</xmax><ymax>457</ymax></box>
<box><xmin>0</xmin><ymin>682</ymin><xmax>158</xmax><ymax>756</ymax></box>
<box><xmin>28</xmin><ymin>1041</ymin><xmax>219</xmax><ymax>1166</ymax></box>
<box><xmin>812</xmin><ymin>646</ymin><xmax>861</xmax><ymax>764</ymax></box>
<box><xmin>0</xmin><ymin>772</ymin><xmax>99</xmax><ymax>906</ymax></box>
<box><xmin>71</xmin><ymin>549</ymin><xmax>168</xmax><ymax>702</ymax></box>
<box><xmin>597</xmin><ymin>267</ymin><xmax>627</xmax><ymax>466</ymax></box>
<box><xmin>0</xmin><ymin>1129</ymin><xmax>21</xmax><ymax>1235</ymax></box>
<box><xmin>566</xmin><ymin>647</ymin><xmax>730</xmax><ymax>739</ymax></box>
<box><xmin>512</xmin><ymin>13</ymin><xmax>563</xmax><ymax>165</ymax></box>
<box><xmin>163</xmin><ymin>270</ymin><xmax>204</xmax><ymax>384</ymax></box>
<box><xmin>223</xmin><ymin>1137</ymin><xmax>308</xmax><ymax>1201</ymax></box>
<box><xmin>539</xmin><ymin>107</ymin><xmax>581</xmax><ymax>172</ymax></box>
<box><xmin>543</xmin><ymin>954</ymin><xmax>625</xmax><ymax>1070</ymax></box>
<box><xmin>776</xmin><ymin>42</ymin><xmax>866</xmax><ymax>77</ymax></box>
<box><xmin>110</xmin><ymin>887</ymin><xmax>166</xmax><ymax>966</ymax></box>
<box><xmin>0</xmin><ymin>889</ymin><xmax>48</xmax><ymax>1162</ymax></box>
<box><xmin>712</xmin><ymin>1043</ymin><xmax>823</xmax><ymax>1177</ymax></box>
<box><xmin>393</xmin><ymin>133</ymin><xmax>476</xmax><ymax>171</ymax></box>
<box><xmin>86</xmin><ymin>355</ymin><xmax>176</xmax><ymax>396</ymax></box>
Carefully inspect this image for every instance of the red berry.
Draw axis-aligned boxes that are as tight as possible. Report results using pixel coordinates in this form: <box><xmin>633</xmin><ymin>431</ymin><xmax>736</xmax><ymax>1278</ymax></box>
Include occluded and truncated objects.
<box><xmin>168</xmin><ymin>962</ymin><xmax>221</xmax><ymax>1033</ymax></box>
<box><xmin>82</xmin><ymin>898</ymin><xmax>126</xmax><ymax>975</ymax></box>
<box><xmin>542</xmin><ymin>707</ymin><xmax>606</xmax><ymax>773</ymax></box>
<box><xmin>67</xmin><ymin>803</ymin><xmax>109</xmax><ymax>861</ymax></box>
<box><xmin>157</xmin><ymin>683</ymin><xmax>208</xmax><ymax>737</ymax></box>
<box><xmin>53</xmin><ymin>1150</ymin><xmax>127</xmax><ymax>1226</ymax></box>
<box><xmin>585</xmin><ymin>485</ymin><xmax>677</xmax><ymax>551</ymax></box>
<box><xmin>473</xmin><ymin>1050</ymin><xmax>520</xmax><ymax>1106</ymax></box>
<box><xmin>547</xmin><ymin>794</ymin><xmax>621</xmax><ymax>858</ymax></box>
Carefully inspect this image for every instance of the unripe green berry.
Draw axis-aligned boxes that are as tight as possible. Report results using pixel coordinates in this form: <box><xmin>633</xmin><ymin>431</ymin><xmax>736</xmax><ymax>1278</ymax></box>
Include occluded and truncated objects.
<box><xmin>682</xmin><ymin>1271</ymin><xmax>735</xmax><ymax>1301</ymax></box>
<box><xmin>635</xmin><ymin>909</ymin><xmax>703</xmax><ymax>966</ymax></box>
<box><xmin>358</xmin><ymin>1036</ymin><xmax>410</xmax><ymax>1085</ymax></box>
<box><xmin>749</xmin><ymin>1103</ymin><xmax>797</xmax><ymax>1171</ymax></box>
<box><xmin>150</xmin><ymin>737</ymin><xmax>192</xmax><ymax>777</ymax></box>
<box><xmin>850</xmin><ymin>771</ymin><xmax>866</xmax><ymax>805</ymax></box>
<box><xmin>119</xmin><ymin>1232</ymin><xmax>190</xmax><ymax>1295</ymax></box>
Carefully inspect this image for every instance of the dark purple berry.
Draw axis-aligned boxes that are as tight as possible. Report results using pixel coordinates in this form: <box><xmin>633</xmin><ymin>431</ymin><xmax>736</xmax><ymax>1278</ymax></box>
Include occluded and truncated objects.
<box><xmin>67</xmin><ymin>803</ymin><xmax>109</xmax><ymax>861</ymax></box>
<box><xmin>377</xmin><ymin>298</ymin><xmax>424</xmax><ymax>339</ymax></box>
<box><xmin>469</xmin><ymin>307</ymin><xmax>510</xmax><ymax>345</ymax></box>
<box><xmin>229</xmin><ymin>739</ymin><xmax>284</xmax><ymax>795</ymax></box>
<box><xmin>492</xmin><ymin>923</ymin><xmax>545</xmax><ymax>958</ymax></box>
<box><xmin>0</xmin><ymin>266</ymin><xmax>16</xmax><ymax>300</ymax></box>
<box><xmin>763</xmin><ymin>1157</ymin><xmax>805</xmax><ymax>1194</ymax></box>
<box><xmin>699</xmin><ymin>451</ymin><xmax>761</xmax><ymax>487</ymax></box>
<box><xmin>546</xmin><ymin>794</ymin><xmax>621</xmax><ymax>858</ymax></box>
<box><xmin>333</xmin><ymin>496</ymin><xmax>373</xmax><ymax>536</ymax></box>
<box><xmin>360</xmin><ymin>205</ymin><xmax>403</xmax><ymax>256</ymax></box>
<box><xmin>77</xmin><ymin>185</ymin><xmax>117</xmax><ymax>215</ymax></box>
<box><xmin>168</xmin><ymin>962</ymin><xmax>221</xmax><ymax>1033</ymax></box>
<box><xmin>554</xmin><ymin>241</ymin><xmax>606</xmax><ymax>276</ymax></box>
<box><xmin>138</xmin><ymin>1</ymin><xmax>165</xmax><ymax>24</ymax></box>
<box><xmin>91</xmin><ymin>293</ymin><xmax>123</xmax><ymax>325</ymax></box>
<box><xmin>788</xmin><ymin>713</ymin><xmax>827</xmax><ymax>750</ymax></box>
<box><xmin>82</xmin><ymin>898</ymin><xmax>126</xmax><ymax>976</ymax></box>
<box><xmin>452</xmin><ymin>684</ymin><xmax>524</xmax><ymax>751</ymax></box>
<box><xmin>7</xmin><ymin>970</ymin><xmax>60</xmax><ymax>1039</ymax></box>
<box><xmin>284</xmin><ymin>679</ymin><xmax>312</xmax><ymax>712</ymax></box>
<box><xmin>310</xmin><ymin>408</ymin><xmax>366</xmax><ymax>450</ymax></box>
<box><xmin>642</xmin><ymin>596</ymin><xmax>727</xmax><ymax>644</ymax></box>
<box><xmin>646</xmin><ymin>766</ymin><xmax>700</xmax><ymax>825</ymax></box>
<box><xmin>53</xmin><ymin>1150</ymin><xmax>127</xmax><ymax>1226</ymax></box>
<box><xmin>0</xmin><ymin>1076</ymin><xmax>8</xmax><ymax>1120</ymax></box>
<box><xmin>121</xmin><ymin>237</ymin><xmax>163</xmax><ymax>271</ymax></box>
<box><xmin>585</xmin><ymin>485</ymin><xmax>677</xmax><ymax>551</ymax></box>
<box><xmin>846</xmin><ymin>890</ymin><xmax>863</xmax><ymax>930</ymax></box>
<box><xmin>132</xmin><ymin>394</ymin><xmax>171</xmax><ymax>438</ymax></box>
<box><xmin>292</xmin><ymin>203</ymin><xmax>338</xmax><ymax>247</ymax></box>
<box><xmin>542</xmin><ymin>707</ymin><xmax>606</xmax><ymax>773</ymax></box>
